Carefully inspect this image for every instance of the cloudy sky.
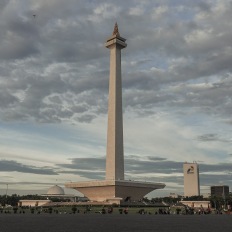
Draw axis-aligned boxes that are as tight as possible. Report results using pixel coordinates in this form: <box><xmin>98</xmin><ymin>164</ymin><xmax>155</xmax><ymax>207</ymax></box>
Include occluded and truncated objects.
<box><xmin>0</xmin><ymin>0</ymin><xmax>232</xmax><ymax>197</ymax></box>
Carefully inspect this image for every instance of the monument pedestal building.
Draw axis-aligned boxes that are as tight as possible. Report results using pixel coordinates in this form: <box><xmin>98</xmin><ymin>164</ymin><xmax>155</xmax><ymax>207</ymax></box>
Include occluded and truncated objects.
<box><xmin>65</xmin><ymin>24</ymin><xmax>165</xmax><ymax>204</ymax></box>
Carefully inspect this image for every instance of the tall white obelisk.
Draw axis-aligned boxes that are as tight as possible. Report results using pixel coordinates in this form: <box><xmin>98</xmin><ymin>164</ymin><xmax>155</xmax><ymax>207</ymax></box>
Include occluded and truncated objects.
<box><xmin>105</xmin><ymin>23</ymin><xmax>127</xmax><ymax>180</ymax></box>
<box><xmin>65</xmin><ymin>24</ymin><xmax>165</xmax><ymax>203</ymax></box>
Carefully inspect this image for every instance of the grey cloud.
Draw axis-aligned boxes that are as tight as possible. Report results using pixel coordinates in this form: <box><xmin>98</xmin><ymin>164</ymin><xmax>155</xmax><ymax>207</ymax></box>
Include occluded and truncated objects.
<box><xmin>60</xmin><ymin>170</ymin><xmax>105</xmax><ymax>180</ymax></box>
<box><xmin>132</xmin><ymin>161</ymin><xmax>232</xmax><ymax>188</ymax></box>
<box><xmin>0</xmin><ymin>160</ymin><xmax>58</xmax><ymax>175</ymax></box>
<box><xmin>0</xmin><ymin>16</ymin><xmax>40</xmax><ymax>60</ymax></box>
<box><xmin>171</xmin><ymin>51</ymin><xmax>232</xmax><ymax>82</ymax></box>
<box><xmin>147</xmin><ymin>156</ymin><xmax>167</xmax><ymax>161</ymax></box>
<box><xmin>125</xmin><ymin>175</ymin><xmax>184</xmax><ymax>187</ymax></box>
<box><xmin>200</xmin><ymin>163</ymin><xmax>232</xmax><ymax>173</ymax></box>
<box><xmin>197</xmin><ymin>133</ymin><xmax>232</xmax><ymax>143</ymax></box>
<box><xmin>123</xmin><ymin>69</ymin><xmax>165</xmax><ymax>91</ymax></box>
<box><xmin>197</xmin><ymin>134</ymin><xmax>219</xmax><ymax>142</ymax></box>
<box><xmin>0</xmin><ymin>0</ymin><xmax>8</xmax><ymax>10</ymax></box>
<box><xmin>125</xmin><ymin>159</ymin><xmax>183</xmax><ymax>174</ymax></box>
<box><xmin>58</xmin><ymin>157</ymin><xmax>105</xmax><ymax>171</ymax></box>
<box><xmin>0</xmin><ymin>0</ymin><xmax>231</xmax><ymax>125</ymax></box>
<box><xmin>58</xmin><ymin>156</ymin><xmax>178</xmax><ymax>176</ymax></box>
<box><xmin>200</xmin><ymin>173</ymin><xmax>232</xmax><ymax>187</ymax></box>
<box><xmin>57</xmin><ymin>157</ymin><xmax>105</xmax><ymax>179</ymax></box>
<box><xmin>0</xmin><ymin>90</ymin><xmax>19</xmax><ymax>108</ymax></box>
<box><xmin>162</xmin><ymin>77</ymin><xmax>232</xmax><ymax>118</ymax></box>
<box><xmin>58</xmin><ymin>156</ymin><xmax>232</xmax><ymax>178</ymax></box>
<box><xmin>76</xmin><ymin>114</ymin><xmax>97</xmax><ymax>123</ymax></box>
<box><xmin>71</xmin><ymin>104</ymin><xmax>89</xmax><ymax>113</ymax></box>
<box><xmin>0</xmin><ymin>181</ymin><xmax>61</xmax><ymax>187</ymax></box>
<box><xmin>2</xmin><ymin>0</ymin><xmax>232</xmax><ymax>195</ymax></box>
<box><xmin>56</xmin><ymin>155</ymin><xmax>232</xmax><ymax>187</ymax></box>
<box><xmin>197</xmin><ymin>2</ymin><xmax>212</xmax><ymax>12</ymax></box>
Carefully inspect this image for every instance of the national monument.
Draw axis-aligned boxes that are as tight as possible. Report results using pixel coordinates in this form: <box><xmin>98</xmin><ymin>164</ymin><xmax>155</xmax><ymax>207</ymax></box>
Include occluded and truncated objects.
<box><xmin>65</xmin><ymin>24</ymin><xmax>165</xmax><ymax>204</ymax></box>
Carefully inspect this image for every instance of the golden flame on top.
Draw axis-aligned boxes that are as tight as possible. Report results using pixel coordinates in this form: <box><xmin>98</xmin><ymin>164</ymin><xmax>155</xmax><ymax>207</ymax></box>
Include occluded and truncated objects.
<box><xmin>112</xmin><ymin>22</ymin><xmax>120</xmax><ymax>36</ymax></box>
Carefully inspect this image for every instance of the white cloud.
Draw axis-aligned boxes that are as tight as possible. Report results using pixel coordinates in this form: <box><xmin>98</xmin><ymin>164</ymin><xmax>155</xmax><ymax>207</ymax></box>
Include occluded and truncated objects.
<box><xmin>89</xmin><ymin>3</ymin><xmax>121</xmax><ymax>22</ymax></box>
<box><xmin>151</xmin><ymin>5</ymin><xmax>168</xmax><ymax>19</ymax></box>
<box><xmin>129</xmin><ymin>6</ymin><xmax>145</xmax><ymax>16</ymax></box>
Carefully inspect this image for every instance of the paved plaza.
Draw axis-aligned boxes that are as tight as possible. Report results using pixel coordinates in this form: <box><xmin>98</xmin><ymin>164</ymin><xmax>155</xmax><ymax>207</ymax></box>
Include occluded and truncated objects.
<box><xmin>1</xmin><ymin>214</ymin><xmax>232</xmax><ymax>232</ymax></box>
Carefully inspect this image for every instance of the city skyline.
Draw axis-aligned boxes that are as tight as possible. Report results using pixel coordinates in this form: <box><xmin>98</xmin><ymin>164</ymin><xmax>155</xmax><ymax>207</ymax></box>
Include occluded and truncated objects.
<box><xmin>0</xmin><ymin>0</ymin><xmax>232</xmax><ymax>197</ymax></box>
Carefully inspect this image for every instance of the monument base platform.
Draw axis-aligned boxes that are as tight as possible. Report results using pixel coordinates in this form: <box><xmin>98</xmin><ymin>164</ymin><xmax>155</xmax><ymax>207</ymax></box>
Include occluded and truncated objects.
<box><xmin>65</xmin><ymin>180</ymin><xmax>165</xmax><ymax>204</ymax></box>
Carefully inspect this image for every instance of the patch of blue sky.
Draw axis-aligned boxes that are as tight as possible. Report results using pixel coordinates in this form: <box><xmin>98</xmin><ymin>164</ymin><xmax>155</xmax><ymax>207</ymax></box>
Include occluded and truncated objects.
<box><xmin>0</xmin><ymin>119</ymin><xmax>105</xmax><ymax>160</ymax></box>
<box><xmin>0</xmin><ymin>122</ymin><xmax>104</xmax><ymax>157</ymax></box>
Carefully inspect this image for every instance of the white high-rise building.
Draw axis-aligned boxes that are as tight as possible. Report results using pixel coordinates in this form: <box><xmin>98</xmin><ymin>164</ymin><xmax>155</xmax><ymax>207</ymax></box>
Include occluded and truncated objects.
<box><xmin>183</xmin><ymin>162</ymin><xmax>200</xmax><ymax>197</ymax></box>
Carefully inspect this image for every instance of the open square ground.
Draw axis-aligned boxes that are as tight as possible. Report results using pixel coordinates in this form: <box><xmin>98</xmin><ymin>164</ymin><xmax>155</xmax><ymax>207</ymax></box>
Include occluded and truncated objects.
<box><xmin>1</xmin><ymin>214</ymin><xmax>232</xmax><ymax>232</ymax></box>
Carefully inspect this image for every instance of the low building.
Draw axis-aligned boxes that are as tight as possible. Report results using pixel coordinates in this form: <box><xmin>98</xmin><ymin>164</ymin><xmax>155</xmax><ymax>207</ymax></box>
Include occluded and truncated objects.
<box><xmin>210</xmin><ymin>185</ymin><xmax>229</xmax><ymax>198</ymax></box>
<box><xmin>18</xmin><ymin>200</ymin><xmax>51</xmax><ymax>207</ymax></box>
<box><xmin>18</xmin><ymin>185</ymin><xmax>76</xmax><ymax>207</ymax></box>
<box><xmin>180</xmin><ymin>201</ymin><xmax>211</xmax><ymax>209</ymax></box>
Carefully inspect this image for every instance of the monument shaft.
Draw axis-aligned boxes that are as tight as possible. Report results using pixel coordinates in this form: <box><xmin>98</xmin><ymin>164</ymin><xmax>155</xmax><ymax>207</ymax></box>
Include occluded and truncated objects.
<box><xmin>105</xmin><ymin>24</ymin><xmax>127</xmax><ymax>180</ymax></box>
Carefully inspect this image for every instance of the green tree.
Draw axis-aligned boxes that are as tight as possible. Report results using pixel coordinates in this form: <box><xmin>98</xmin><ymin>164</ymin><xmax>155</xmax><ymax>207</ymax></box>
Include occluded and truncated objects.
<box><xmin>72</xmin><ymin>205</ymin><xmax>77</xmax><ymax>214</ymax></box>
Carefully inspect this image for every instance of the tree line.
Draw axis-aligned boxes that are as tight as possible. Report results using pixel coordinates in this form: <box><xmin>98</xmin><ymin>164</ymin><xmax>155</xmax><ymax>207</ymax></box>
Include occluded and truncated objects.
<box><xmin>0</xmin><ymin>194</ymin><xmax>47</xmax><ymax>207</ymax></box>
<box><xmin>1</xmin><ymin>193</ymin><xmax>232</xmax><ymax>210</ymax></box>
